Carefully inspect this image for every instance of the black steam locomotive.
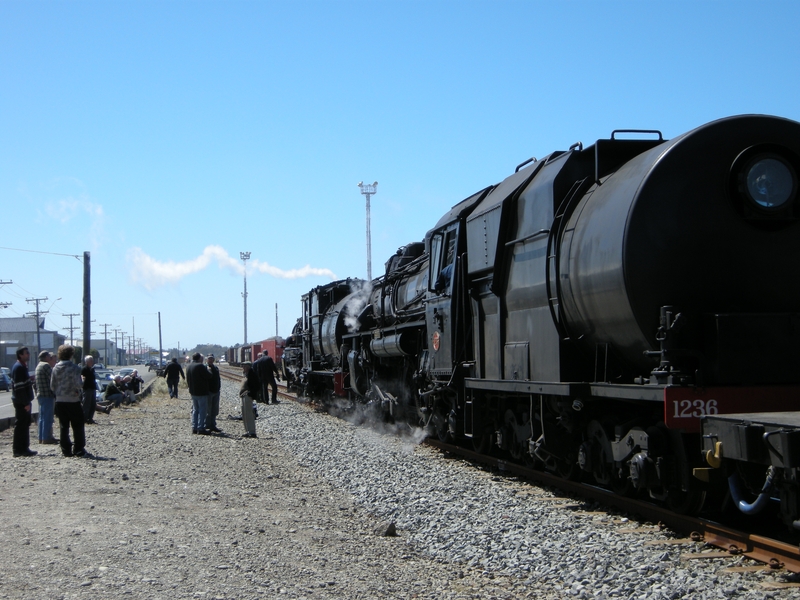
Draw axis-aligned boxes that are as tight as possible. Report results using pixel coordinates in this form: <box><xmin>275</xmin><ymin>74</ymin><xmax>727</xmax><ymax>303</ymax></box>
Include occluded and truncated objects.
<box><xmin>296</xmin><ymin>115</ymin><xmax>800</xmax><ymax>527</ymax></box>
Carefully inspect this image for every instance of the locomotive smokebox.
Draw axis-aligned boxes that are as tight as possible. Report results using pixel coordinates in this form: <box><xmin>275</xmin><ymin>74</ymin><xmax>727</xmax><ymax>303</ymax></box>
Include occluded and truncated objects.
<box><xmin>558</xmin><ymin>115</ymin><xmax>800</xmax><ymax>383</ymax></box>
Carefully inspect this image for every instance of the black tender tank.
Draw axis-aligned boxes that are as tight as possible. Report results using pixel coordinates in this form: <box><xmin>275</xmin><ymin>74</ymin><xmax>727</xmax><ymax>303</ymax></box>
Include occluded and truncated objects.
<box><xmin>558</xmin><ymin>115</ymin><xmax>800</xmax><ymax>381</ymax></box>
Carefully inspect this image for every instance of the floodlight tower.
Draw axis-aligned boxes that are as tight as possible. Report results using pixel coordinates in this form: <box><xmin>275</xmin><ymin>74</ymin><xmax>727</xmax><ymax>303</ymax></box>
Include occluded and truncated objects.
<box><xmin>240</xmin><ymin>251</ymin><xmax>251</xmax><ymax>345</ymax></box>
<box><xmin>358</xmin><ymin>181</ymin><xmax>378</xmax><ymax>280</ymax></box>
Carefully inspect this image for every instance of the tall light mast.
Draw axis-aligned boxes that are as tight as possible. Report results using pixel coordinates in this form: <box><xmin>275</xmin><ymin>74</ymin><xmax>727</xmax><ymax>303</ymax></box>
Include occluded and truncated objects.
<box><xmin>358</xmin><ymin>181</ymin><xmax>378</xmax><ymax>280</ymax></box>
<box><xmin>240</xmin><ymin>251</ymin><xmax>251</xmax><ymax>345</ymax></box>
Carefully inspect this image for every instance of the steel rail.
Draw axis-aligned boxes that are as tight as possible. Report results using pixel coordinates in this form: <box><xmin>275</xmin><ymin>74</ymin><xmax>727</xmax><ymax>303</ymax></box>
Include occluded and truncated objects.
<box><xmin>212</xmin><ymin>370</ymin><xmax>800</xmax><ymax>572</ymax></box>
<box><xmin>423</xmin><ymin>438</ymin><xmax>800</xmax><ymax>573</ymax></box>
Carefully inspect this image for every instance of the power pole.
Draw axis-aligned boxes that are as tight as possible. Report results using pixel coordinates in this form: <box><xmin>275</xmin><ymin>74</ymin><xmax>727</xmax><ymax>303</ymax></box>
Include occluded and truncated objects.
<box><xmin>0</xmin><ymin>281</ymin><xmax>12</xmax><ymax>310</ymax></box>
<box><xmin>83</xmin><ymin>251</ymin><xmax>91</xmax><ymax>366</ymax></box>
<box><xmin>63</xmin><ymin>313</ymin><xmax>80</xmax><ymax>345</ymax></box>
<box><xmin>158</xmin><ymin>311</ymin><xmax>163</xmax><ymax>367</ymax></box>
<box><xmin>119</xmin><ymin>331</ymin><xmax>127</xmax><ymax>365</ymax></box>
<box><xmin>113</xmin><ymin>328</ymin><xmax>121</xmax><ymax>365</ymax></box>
<box><xmin>100</xmin><ymin>323</ymin><xmax>112</xmax><ymax>365</ymax></box>
<box><xmin>26</xmin><ymin>296</ymin><xmax>48</xmax><ymax>354</ymax></box>
<box><xmin>131</xmin><ymin>317</ymin><xmax>135</xmax><ymax>363</ymax></box>
<box><xmin>275</xmin><ymin>302</ymin><xmax>278</xmax><ymax>337</ymax></box>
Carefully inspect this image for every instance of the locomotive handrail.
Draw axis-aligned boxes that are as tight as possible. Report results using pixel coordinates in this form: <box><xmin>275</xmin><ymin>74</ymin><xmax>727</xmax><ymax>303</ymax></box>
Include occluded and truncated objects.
<box><xmin>515</xmin><ymin>157</ymin><xmax>537</xmax><ymax>173</ymax></box>
<box><xmin>569</xmin><ymin>141</ymin><xmax>583</xmax><ymax>152</ymax></box>
<box><xmin>504</xmin><ymin>229</ymin><xmax>550</xmax><ymax>247</ymax></box>
<box><xmin>545</xmin><ymin>177</ymin><xmax>590</xmax><ymax>341</ymax></box>
<box><xmin>610</xmin><ymin>129</ymin><xmax>663</xmax><ymax>141</ymax></box>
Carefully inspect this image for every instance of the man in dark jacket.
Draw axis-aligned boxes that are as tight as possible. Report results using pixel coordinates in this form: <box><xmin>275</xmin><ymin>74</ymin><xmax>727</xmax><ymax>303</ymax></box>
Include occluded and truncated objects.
<box><xmin>10</xmin><ymin>346</ymin><xmax>36</xmax><ymax>457</ymax></box>
<box><xmin>81</xmin><ymin>356</ymin><xmax>98</xmax><ymax>424</ymax></box>
<box><xmin>186</xmin><ymin>352</ymin><xmax>210</xmax><ymax>435</ymax></box>
<box><xmin>253</xmin><ymin>350</ymin><xmax>281</xmax><ymax>404</ymax></box>
<box><xmin>204</xmin><ymin>354</ymin><xmax>222</xmax><ymax>433</ymax></box>
<box><xmin>163</xmin><ymin>358</ymin><xmax>185</xmax><ymax>399</ymax></box>
<box><xmin>239</xmin><ymin>361</ymin><xmax>259</xmax><ymax>438</ymax></box>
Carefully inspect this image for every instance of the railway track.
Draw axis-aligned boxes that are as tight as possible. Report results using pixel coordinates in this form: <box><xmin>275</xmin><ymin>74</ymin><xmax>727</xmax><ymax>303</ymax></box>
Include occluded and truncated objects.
<box><xmin>218</xmin><ymin>366</ymin><xmax>295</xmax><ymax>402</ymax></box>
<box><xmin>217</xmin><ymin>364</ymin><xmax>800</xmax><ymax>577</ymax></box>
<box><xmin>424</xmin><ymin>438</ymin><xmax>800</xmax><ymax>576</ymax></box>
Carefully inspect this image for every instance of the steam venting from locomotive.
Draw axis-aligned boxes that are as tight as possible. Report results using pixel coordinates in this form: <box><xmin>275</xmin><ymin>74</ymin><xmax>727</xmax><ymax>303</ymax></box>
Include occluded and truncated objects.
<box><xmin>343</xmin><ymin>280</ymin><xmax>373</xmax><ymax>333</ymax></box>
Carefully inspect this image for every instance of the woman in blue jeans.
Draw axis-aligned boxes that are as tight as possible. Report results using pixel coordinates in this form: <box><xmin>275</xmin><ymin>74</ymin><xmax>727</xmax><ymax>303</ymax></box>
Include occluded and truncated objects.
<box><xmin>35</xmin><ymin>351</ymin><xmax>58</xmax><ymax>443</ymax></box>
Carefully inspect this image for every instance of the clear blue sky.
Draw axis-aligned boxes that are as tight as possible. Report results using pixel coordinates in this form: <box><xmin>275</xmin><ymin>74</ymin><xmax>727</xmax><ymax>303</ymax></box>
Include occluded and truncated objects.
<box><xmin>2</xmin><ymin>0</ymin><xmax>799</xmax><ymax>353</ymax></box>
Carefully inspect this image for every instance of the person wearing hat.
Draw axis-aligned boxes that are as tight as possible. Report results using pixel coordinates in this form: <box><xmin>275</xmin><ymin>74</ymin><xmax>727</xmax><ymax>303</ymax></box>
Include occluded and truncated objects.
<box><xmin>35</xmin><ymin>351</ymin><xmax>58</xmax><ymax>444</ymax></box>
<box><xmin>239</xmin><ymin>361</ymin><xmax>259</xmax><ymax>438</ymax></box>
<box><xmin>186</xmin><ymin>352</ymin><xmax>210</xmax><ymax>434</ymax></box>
<box><xmin>204</xmin><ymin>354</ymin><xmax>222</xmax><ymax>433</ymax></box>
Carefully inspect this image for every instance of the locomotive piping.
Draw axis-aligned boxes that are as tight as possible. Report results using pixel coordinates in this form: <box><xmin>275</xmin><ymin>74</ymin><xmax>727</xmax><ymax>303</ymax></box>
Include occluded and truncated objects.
<box><xmin>728</xmin><ymin>467</ymin><xmax>776</xmax><ymax>515</ymax></box>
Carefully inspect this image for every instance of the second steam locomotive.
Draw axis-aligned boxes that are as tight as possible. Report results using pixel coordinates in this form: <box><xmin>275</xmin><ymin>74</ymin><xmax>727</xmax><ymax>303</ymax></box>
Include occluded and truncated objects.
<box><xmin>293</xmin><ymin>115</ymin><xmax>800</xmax><ymax>527</ymax></box>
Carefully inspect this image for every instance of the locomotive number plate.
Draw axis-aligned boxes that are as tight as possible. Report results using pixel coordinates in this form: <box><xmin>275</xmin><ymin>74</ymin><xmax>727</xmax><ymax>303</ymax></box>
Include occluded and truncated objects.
<box><xmin>663</xmin><ymin>386</ymin><xmax>800</xmax><ymax>433</ymax></box>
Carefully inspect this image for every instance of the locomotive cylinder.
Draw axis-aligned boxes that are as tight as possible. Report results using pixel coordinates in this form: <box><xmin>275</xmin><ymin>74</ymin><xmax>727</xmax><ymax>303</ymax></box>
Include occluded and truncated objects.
<box><xmin>369</xmin><ymin>332</ymin><xmax>414</xmax><ymax>358</ymax></box>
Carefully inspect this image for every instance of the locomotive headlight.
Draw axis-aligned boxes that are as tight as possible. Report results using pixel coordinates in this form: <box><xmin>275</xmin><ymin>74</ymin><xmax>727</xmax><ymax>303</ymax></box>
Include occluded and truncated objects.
<box><xmin>744</xmin><ymin>155</ymin><xmax>795</xmax><ymax>209</ymax></box>
<box><xmin>731</xmin><ymin>146</ymin><xmax>799</xmax><ymax>221</ymax></box>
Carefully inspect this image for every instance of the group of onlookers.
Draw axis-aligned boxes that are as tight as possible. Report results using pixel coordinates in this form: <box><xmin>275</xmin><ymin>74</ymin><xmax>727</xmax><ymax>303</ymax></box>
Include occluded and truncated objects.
<box><xmin>237</xmin><ymin>350</ymin><xmax>281</xmax><ymax>438</ymax></box>
<box><xmin>177</xmin><ymin>350</ymin><xmax>281</xmax><ymax>439</ymax></box>
<box><xmin>9</xmin><ymin>345</ymin><xmax>145</xmax><ymax>458</ymax></box>
<box><xmin>9</xmin><ymin>344</ymin><xmax>287</xmax><ymax>457</ymax></box>
<box><xmin>183</xmin><ymin>353</ymin><xmax>222</xmax><ymax>435</ymax></box>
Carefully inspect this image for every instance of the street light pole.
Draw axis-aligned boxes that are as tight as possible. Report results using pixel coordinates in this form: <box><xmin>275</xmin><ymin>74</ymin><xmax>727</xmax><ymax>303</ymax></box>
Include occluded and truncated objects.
<box><xmin>358</xmin><ymin>181</ymin><xmax>378</xmax><ymax>280</ymax></box>
<box><xmin>240</xmin><ymin>251</ymin><xmax>251</xmax><ymax>345</ymax></box>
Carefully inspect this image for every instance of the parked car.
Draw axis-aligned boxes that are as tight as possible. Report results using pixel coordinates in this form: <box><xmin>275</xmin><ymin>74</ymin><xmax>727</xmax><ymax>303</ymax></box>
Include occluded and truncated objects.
<box><xmin>0</xmin><ymin>372</ymin><xmax>10</xmax><ymax>392</ymax></box>
<box><xmin>94</xmin><ymin>368</ymin><xmax>115</xmax><ymax>392</ymax></box>
<box><xmin>117</xmin><ymin>368</ymin><xmax>135</xmax><ymax>378</ymax></box>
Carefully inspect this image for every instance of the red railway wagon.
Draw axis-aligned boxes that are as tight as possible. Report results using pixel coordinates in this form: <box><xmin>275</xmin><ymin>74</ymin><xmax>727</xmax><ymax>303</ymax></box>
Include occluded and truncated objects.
<box><xmin>258</xmin><ymin>337</ymin><xmax>286</xmax><ymax>374</ymax></box>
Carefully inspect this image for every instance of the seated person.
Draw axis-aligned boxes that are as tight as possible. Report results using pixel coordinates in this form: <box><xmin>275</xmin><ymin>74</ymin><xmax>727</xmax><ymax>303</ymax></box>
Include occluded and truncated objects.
<box><xmin>120</xmin><ymin>376</ymin><xmax>139</xmax><ymax>404</ymax></box>
<box><xmin>128</xmin><ymin>370</ymin><xmax>144</xmax><ymax>395</ymax></box>
<box><xmin>103</xmin><ymin>376</ymin><xmax>136</xmax><ymax>407</ymax></box>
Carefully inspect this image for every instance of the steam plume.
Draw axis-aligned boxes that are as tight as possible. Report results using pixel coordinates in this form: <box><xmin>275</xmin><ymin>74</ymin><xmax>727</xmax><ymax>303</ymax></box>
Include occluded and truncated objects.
<box><xmin>127</xmin><ymin>245</ymin><xmax>336</xmax><ymax>290</ymax></box>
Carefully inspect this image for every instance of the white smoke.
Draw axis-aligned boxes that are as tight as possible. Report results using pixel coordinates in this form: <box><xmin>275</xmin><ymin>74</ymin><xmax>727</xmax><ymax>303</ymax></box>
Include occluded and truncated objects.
<box><xmin>250</xmin><ymin>259</ymin><xmax>337</xmax><ymax>280</ymax></box>
<box><xmin>343</xmin><ymin>279</ymin><xmax>373</xmax><ymax>332</ymax></box>
<box><xmin>127</xmin><ymin>245</ymin><xmax>337</xmax><ymax>290</ymax></box>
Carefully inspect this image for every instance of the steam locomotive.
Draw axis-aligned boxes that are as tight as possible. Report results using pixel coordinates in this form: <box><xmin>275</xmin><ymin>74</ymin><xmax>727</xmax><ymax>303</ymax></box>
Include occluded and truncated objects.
<box><xmin>295</xmin><ymin>115</ymin><xmax>800</xmax><ymax>527</ymax></box>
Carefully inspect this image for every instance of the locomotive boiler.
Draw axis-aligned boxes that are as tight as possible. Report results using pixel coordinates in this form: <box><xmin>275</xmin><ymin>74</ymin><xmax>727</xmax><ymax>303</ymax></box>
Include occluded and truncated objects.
<box><xmin>298</xmin><ymin>114</ymin><xmax>800</xmax><ymax>524</ymax></box>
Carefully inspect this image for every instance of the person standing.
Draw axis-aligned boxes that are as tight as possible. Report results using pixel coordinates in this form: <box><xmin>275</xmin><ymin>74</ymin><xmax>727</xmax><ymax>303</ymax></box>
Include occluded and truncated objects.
<box><xmin>239</xmin><ymin>361</ymin><xmax>259</xmax><ymax>438</ymax></box>
<box><xmin>35</xmin><ymin>351</ymin><xmax>58</xmax><ymax>445</ymax></box>
<box><xmin>205</xmin><ymin>354</ymin><xmax>222</xmax><ymax>433</ymax></box>
<box><xmin>10</xmin><ymin>346</ymin><xmax>37</xmax><ymax>457</ymax></box>
<box><xmin>81</xmin><ymin>355</ymin><xmax>98</xmax><ymax>424</ymax></box>
<box><xmin>51</xmin><ymin>344</ymin><xmax>87</xmax><ymax>458</ymax></box>
<box><xmin>253</xmin><ymin>350</ymin><xmax>281</xmax><ymax>404</ymax></box>
<box><xmin>186</xmin><ymin>352</ymin><xmax>210</xmax><ymax>435</ymax></box>
<box><xmin>164</xmin><ymin>358</ymin><xmax>185</xmax><ymax>399</ymax></box>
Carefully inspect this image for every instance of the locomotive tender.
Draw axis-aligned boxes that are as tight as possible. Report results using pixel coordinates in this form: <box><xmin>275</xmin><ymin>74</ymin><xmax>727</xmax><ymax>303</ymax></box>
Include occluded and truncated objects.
<box><xmin>298</xmin><ymin>115</ymin><xmax>800</xmax><ymax>525</ymax></box>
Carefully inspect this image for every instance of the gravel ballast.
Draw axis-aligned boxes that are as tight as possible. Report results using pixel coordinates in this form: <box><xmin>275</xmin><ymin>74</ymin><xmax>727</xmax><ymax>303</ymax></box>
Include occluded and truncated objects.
<box><xmin>1</xmin><ymin>379</ymin><xmax>799</xmax><ymax>599</ymax></box>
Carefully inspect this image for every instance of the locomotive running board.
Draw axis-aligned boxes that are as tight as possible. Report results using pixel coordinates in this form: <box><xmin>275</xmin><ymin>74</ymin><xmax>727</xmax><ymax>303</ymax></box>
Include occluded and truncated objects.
<box><xmin>464</xmin><ymin>378</ymin><xmax>584</xmax><ymax>397</ymax></box>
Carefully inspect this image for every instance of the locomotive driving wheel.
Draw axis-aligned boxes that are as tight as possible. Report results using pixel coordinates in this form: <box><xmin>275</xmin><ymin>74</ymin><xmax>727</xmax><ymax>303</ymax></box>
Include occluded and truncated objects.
<box><xmin>556</xmin><ymin>456</ymin><xmax>580</xmax><ymax>481</ymax></box>
<box><xmin>593</xmin><ymin>419</ymin><xmax>634</xmax><ymax>496</ymax></box>
<box><xmin>471</xmin><ymin>430</ymin><xmax>493</xmax><ymax>454</ymax></box>
<box><xmin>433</xmin><ymin>410</ymin><xmax>451</xmax><ymax>443</ymax></box>
<box><xmin>666</xmin><ymin>488</ymin><xmax>707</xmax><ymax>515</ymax></box>
<box><xmin>504</xmin><ymin>410</ymin><xmax>526</xmax><ymax>461</ymax></box>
